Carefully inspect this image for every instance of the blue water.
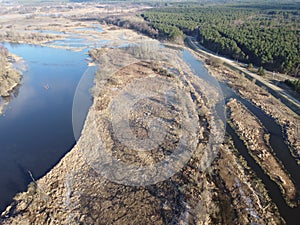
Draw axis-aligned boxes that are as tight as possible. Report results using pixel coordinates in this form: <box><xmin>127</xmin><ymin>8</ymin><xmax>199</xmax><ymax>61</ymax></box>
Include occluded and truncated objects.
<box><xmin>49</xmin><ymin>38</ymin><xmax>110</xmax><ymax>49</ymax></box>
<box><xmin>32</xmin><ymin>30</ymin><xmax>66</xmax><ymax>35</ymax></box>
<box><xmin>75</xmin><ymin>25</ymin><xmax>104</xmax><ymax>33</ymax></box>
<box><xmin>0</xmin><ymin>43</ymin><xmax>88</xmax><ymax>211</ymax></box>
<box><xmin>49</xmin><ymin>37</ymin><xmax>88</xmax><ymax>48</ymax></box>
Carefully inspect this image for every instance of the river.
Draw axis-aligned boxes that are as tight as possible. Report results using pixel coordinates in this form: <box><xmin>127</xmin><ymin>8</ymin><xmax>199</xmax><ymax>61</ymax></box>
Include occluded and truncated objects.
<box><xmin>0</xmin><ymin>41</ymin><xmax>298</xmax><ymax>224</ymax></box>
<box><xmin>0</xmin><ymin>43</ymin><xmax>91</xmax><ymax>212</ymax></box>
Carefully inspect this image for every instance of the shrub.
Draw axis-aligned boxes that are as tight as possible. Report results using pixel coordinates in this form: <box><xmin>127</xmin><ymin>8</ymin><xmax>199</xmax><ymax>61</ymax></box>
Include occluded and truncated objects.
<box><xmin>257</xmin><ymin>66</ymin><xmax>265</xmax><ymax>76</ymax></box>
<box><xmin>285</xmin><ymin>79</ymin><xmax>300</xmax><ymax>93</ymax></box>
<box><xmin>206</xmin><ymin>56</ymin><xmax>223</xmax><ymax>67</ymax></box>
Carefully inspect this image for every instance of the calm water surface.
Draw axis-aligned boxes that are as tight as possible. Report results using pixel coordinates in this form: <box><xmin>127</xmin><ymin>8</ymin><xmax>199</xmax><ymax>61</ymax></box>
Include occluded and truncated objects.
<box><xmin>0</xmin><ymin>43</ymin><xmax>89</xmax><ymax>211</ymax></box>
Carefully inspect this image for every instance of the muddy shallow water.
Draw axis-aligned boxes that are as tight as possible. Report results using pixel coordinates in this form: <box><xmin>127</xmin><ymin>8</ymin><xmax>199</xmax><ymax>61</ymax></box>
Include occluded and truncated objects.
<box><xmin>181</xmin><ymin>49</ymin><xmax>299</xmax><ymax>225</ymax></box>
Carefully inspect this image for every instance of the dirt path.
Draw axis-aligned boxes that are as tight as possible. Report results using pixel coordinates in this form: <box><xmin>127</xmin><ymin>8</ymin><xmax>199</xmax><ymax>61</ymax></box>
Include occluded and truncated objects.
<box><xmin>186</xmin><ymin>36</ymin><xmax>300</xmax><ymax>115</ymax></box>
<box><xmin>186</xmin><ymin>36</ymin><xmax>300</xmax><ymax>163</ymax></box>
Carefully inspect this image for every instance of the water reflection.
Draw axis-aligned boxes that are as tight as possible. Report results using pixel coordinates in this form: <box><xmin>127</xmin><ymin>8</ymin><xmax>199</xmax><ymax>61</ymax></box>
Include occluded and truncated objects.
<box><xmin>0</xmin><ymin>44</ymin><xmax>88</xmax><ymax>212</ymax></box>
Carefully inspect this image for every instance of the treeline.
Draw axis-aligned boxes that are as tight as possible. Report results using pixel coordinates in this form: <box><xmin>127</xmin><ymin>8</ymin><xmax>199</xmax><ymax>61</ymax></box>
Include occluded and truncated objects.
<box><xmin>99</xmin><ymin>16</ymin><xmax>159</xmax><ymax>38</ymax></box>
<box><xmin>99</xmin><ymin>15</ymin><xmax>185</xmax><ymax>44</ymax></box>
<box><xmin>285</xmin><ymin>79</ymin><xmax>300</xmax><ymax>93</ymax></box>
<box><xmin>142</xmin><ymin>4</ymin><xmax>300</xmax><ymax>76</ymax></box>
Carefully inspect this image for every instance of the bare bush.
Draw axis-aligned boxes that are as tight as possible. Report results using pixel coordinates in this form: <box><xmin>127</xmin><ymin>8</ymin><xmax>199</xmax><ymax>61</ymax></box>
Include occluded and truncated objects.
<box><xmin>206</xmin><ymin>56</ymin><xmax>223</xmax><ymax>67</ymax></box>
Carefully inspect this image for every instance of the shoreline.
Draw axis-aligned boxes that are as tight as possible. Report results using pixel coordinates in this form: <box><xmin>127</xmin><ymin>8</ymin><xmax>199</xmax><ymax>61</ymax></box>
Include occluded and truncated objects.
<box><xmin>184</xmin><ymin>42</ymin><xmax>300</xmax><ymax>165</ymax></box>
<box><xmin>1</xmin><ymin>38</ymin><xmax>284</xmax><ymax>224</ymax></box>
<box><xmin>0</xmin><ymin>24</ymin><xmax>297</xmax><ymax>223</ymax></box>
<box><xmin>227</xmin><ymin>98</ymin><xmax>298</xmax><ymax>208</ymax></box>
<box><xmin>0</xmin><ymin>52</ymin><xmax>22</xmax><ymax>114</ymax></box>
<box><xmin>1</xmin><ymin>45</ymin><xmax>283</xmax><ymax>224</ymax></box>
